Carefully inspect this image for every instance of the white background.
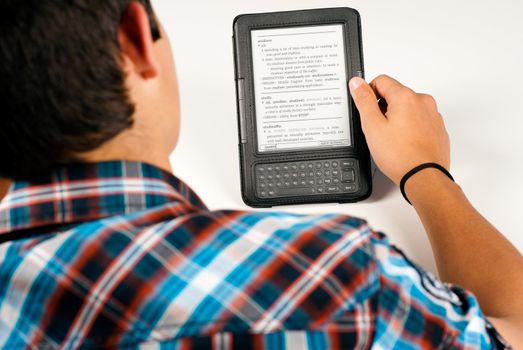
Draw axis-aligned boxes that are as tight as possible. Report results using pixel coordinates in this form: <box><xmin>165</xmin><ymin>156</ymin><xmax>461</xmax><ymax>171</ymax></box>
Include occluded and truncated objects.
<box><xmin>154</xmin><ymin>0</ymin><xmax>523</xmax><ymax>274</ymax></box>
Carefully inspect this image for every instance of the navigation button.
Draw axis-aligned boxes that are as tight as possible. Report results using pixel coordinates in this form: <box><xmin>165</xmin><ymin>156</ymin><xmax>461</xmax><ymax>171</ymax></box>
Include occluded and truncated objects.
<box><xmin>342</xmin><ymin>170</ymin><xmax>355</xmax><ymax>183</ymax></box>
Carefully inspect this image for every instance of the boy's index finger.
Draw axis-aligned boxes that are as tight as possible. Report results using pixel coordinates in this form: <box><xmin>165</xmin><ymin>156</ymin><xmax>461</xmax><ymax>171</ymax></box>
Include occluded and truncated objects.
<box><xmin>370</xmin><ymin>75</ymin><xmax>412</xmax><ymax>101</ymax></box>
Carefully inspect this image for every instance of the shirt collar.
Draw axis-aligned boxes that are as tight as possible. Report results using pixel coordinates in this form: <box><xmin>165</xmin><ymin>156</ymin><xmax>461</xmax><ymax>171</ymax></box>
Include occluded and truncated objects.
<box><xmin>0</xmin><ymin>161</ymin><xmax>207</xmax><ymax>236</ymax></box>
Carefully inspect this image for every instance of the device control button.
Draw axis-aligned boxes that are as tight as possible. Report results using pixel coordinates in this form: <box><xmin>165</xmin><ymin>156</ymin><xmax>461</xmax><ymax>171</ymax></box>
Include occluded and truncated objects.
<box><xmin>291</xmin><ymin>164</ymin><xmax>298</xmax><ymax>171</ymax></box>
<box><xmin>324</xmin><ymin>179</ymin><xmax>332</xmax><ymax>185</ymax></box>
<box><xmin>283</xmin><ymin>165</ymin><xmax>290</xmax><ymax>171</ymax></box>
<box><xmin>260</xmin><ymin>191</ymin><xmax>267</xmax><ymax>197</ymax></box>
<box><xmin>333</xmin><ymin>178</ymin><xmax>340</xmax><ymax>184</ymax></box>
<box><xmin>342</xmin><ymin>160</ymin><xmax>355</xmax><ymax>168</ymax></box>
<box><xmin>324</xmin><ymin>170</ymin><xmax>331</xmax><ymax>177</ymax></box>
<box><xmin>268</xmin><ymin>191</ymin><xmax>275</xmax><ymax>197</ymax></box>
<box><xmin>342</xmin><ymin>184</ymin><xmax>358</xmax><ymax>193</ymax></box>
<box><xmin>267</xmin><ymin>166</ymin><xmax>273</xmax><ymax>172</ymax></box>
<box><xmin>332</xmin><ymin>161</ymin><xmax>339</xmax><ymax>168</ymax></box>
<box><xmin>299</xmin><ymin>163</ymin><xmax>306</xmax><ymax>170</ymax></box>
<box><xmin>342</xmin><ymin>170</ymin><xmax>355</xmax><ymax>183</ymax></box>
<box><xmin>332</xmin><ymin>170</ymin><xmax>340</xmax><ymax>176</ymax></box>
<box><xmin>259</xmin><ymin>175</ymin><xmax>266</xmax><ymax>181</ymax></box>
<box><xmin>317</xmin><ymin>187</ymin><xmax>325</xmax><ymax>193</ymax></box>
<box><xmin>274</xmin><ymin>165</ymin><xmax>281</xmax><ymax>172</ymax></box>
<box><xmin>307</xmin><ymin>163</ymin><xmax>314</xmax><ymax>169</ymax></box>
<box><xmin>315</xmin><ymin>162</ymin><xmax>322</xmax><ymax>169</ymax></box>
<box><xmin>258</xmin><ymin>166</ymin><xmax>265</xmax><ymax>173</ymax></box>
<box><xmin>324</xmin><ymin>162</ymin><xmax>331</xmax><ymax>168</ymax></box>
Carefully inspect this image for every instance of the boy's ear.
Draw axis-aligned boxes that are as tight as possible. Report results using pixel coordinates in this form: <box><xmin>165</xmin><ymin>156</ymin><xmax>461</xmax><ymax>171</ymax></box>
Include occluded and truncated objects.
<box><xmin>118</xmin><ymin>1</ymin><xmax>160</xmax><ymax>79</ymax></box>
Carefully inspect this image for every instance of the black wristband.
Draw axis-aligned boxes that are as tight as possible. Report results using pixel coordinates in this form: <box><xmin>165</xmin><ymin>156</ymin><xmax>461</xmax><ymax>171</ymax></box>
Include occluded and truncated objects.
<box><xmin>400</xmin><ymin>163</ymin><xmax>455</xmax><ymax>205</ymax></box>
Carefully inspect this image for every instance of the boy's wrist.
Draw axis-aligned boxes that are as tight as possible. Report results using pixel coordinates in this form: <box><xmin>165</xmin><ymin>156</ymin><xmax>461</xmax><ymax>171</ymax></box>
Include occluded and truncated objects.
<box><xmin>404</xmin><ymin>168</ymin><xmax>459</xmax><ymax>206</ymax></box>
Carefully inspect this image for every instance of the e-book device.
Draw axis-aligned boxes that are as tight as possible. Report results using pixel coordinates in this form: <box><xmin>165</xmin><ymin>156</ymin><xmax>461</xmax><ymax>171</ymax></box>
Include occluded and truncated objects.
<box><xmin>233</xmin><ymin>8</ymin><xmax>372</xmax><ymax>207</ymax></box>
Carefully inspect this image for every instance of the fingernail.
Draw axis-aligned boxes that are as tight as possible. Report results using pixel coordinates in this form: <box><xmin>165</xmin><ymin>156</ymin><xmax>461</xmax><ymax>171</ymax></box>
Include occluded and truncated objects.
<box><xmin>349</xmin><ymin>77</ymin><xmax>365</xmax><ymax>92</ymax></box>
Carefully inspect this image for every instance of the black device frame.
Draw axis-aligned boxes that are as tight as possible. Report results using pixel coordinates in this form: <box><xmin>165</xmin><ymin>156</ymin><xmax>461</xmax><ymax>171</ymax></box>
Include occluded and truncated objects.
<box><xmin>233</xmin><ymin>7</ymin><xmax>372</xmax><ymax>207</ymax></box>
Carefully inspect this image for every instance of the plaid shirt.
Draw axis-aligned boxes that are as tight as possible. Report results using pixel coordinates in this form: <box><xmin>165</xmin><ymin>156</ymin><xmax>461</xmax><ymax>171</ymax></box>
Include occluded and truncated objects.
<box><xmin>0</xmin><ymin>161</ymin><xmax>509</xmax><ymax>349</ymax></box>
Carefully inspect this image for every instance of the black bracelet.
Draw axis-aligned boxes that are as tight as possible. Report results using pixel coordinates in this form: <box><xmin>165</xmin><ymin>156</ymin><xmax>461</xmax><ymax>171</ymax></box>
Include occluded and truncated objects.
<box><xmin>400</xmin><ymin>163</ymin><xmax>455</xmax><ymax>205</ymax></box>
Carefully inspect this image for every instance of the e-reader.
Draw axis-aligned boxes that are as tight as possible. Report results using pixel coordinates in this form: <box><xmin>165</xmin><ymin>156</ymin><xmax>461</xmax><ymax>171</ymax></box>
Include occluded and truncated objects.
<box><xmin>233</xmin><ymin>7</ymin><xmax>372</xmax><ymax>207</ymax></box>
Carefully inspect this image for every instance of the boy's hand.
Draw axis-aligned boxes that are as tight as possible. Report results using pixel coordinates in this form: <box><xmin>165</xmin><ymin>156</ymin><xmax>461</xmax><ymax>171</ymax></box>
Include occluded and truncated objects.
<box><xmin>349</xmin><ymin>75</ymin><xmax>450</xmax><ymax>185</ymax></box>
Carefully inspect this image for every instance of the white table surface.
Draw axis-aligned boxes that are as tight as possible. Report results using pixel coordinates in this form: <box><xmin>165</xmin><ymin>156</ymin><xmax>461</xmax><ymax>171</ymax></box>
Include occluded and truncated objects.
<box><xmin>155</xmin><ymin>0</ymin><xmax>523</xmax><ymax>274</ymax></box>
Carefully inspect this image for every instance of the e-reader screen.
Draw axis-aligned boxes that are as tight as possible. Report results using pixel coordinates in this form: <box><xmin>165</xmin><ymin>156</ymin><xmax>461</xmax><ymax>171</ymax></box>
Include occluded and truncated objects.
<box><xmin>251</xmin><ymin>24</ymin><xmax>352</xmax><ymax>153</ymax></box>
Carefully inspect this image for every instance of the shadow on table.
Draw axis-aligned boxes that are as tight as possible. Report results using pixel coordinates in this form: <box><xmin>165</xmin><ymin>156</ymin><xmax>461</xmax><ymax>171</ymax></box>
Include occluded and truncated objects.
<box><xmin>366</xmin><ymin>166</ymin><xmax>396</xmax><ymax>203</ymax></box>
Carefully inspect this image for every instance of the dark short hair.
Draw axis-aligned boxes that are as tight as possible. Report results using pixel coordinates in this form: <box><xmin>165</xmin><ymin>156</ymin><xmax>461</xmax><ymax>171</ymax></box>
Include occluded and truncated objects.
<box><xmin>0</xmin><ymin>0</ymin><xmax>160</xmax><ymax>181</ymax></box>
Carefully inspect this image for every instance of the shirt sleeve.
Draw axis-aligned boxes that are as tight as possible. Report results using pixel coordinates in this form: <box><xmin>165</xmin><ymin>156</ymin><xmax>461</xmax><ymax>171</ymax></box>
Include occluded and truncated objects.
<box><xmin>369</xmin><ymin>231</ymin><xmax>512</xmax><ymax>349</ymax></box>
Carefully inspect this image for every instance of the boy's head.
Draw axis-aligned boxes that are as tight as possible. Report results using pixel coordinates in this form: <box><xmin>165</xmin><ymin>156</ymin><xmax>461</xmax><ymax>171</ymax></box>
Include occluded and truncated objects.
<box><xmin>0</xmin><ymin>0</ymin><xmax>181</xmax><ymax>181</ymax></box>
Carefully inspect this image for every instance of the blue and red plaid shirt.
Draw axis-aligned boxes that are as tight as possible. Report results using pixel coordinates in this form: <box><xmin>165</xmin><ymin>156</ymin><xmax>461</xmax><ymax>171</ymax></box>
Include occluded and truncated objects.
<box><xmin>0</xmin><ymin>161</ymin><xmax>509</xmax><ymax>349</ymax></box>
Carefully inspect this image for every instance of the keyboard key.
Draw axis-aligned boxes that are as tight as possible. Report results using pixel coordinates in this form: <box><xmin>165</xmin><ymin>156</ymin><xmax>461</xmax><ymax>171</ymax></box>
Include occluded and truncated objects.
<box><xmin>275</xmin><ymin>187</ymin><xmax>315</xmax><ymax>196</ymax></box>
<box><xmin>327</xmin><ymin>186</ymin><xmax>340</xmax><ymax>193</ymax></box>
<box><xmin>342</xmin><ymin>184</ymin><xmax>357</xmax><ymax>192</ymax></box>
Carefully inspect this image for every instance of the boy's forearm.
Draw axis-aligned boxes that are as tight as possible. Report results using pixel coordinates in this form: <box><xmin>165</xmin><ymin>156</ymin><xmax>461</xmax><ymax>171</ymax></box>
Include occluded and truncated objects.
<box><xmin>405</xmin><ymin>169</ymin><xmax>523</xmax><ymax>318</ymax></box>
